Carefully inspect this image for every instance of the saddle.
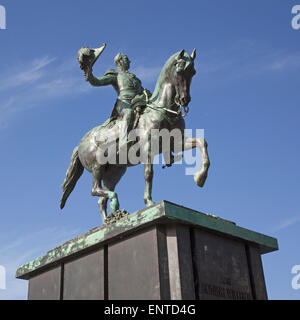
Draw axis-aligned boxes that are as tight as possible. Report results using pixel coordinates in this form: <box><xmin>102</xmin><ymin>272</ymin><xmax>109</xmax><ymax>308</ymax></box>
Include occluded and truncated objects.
<box><xmin>108</xmin><ymin>89</ymin><xmax>152</xmax><ymax>123</ymax></box>
<box><xmin>131</xmin><ymin>89</ymin><xmax>152</xmax><ymax>111</ymax></box>
<box><xmin>130</xmin><ymin>89</ymin><xmax>152</xmax><ymax>128</ymax></box>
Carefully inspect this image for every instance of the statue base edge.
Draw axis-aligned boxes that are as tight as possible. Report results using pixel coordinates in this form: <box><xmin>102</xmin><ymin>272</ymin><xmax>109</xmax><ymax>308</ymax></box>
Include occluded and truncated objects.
<box><xmin>15</xmin><ymin>200</ymin><xmax>278</xmax><ymax>300</ymax></box>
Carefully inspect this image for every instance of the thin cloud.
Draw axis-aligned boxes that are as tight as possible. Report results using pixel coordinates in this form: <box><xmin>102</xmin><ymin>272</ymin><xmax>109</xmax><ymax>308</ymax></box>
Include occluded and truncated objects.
<box><xmin>197</xmin><ymin>40</ymin><xmax>300</xmax><ymax>81</ymax></box>
<box><xmin>36</xmin><ymin>77</ymin><xmax>89</xmax><ymax>95</ymax></box>
<box><xmin>271</xmin><ymin>216</ymin><xmax>300</xmax><ymax>233</ymax></box>
<box><xmin>0</xmin><ymin>226</ymin><xmax>82</xmax><ymax>300</ymax></box>
<box><xmin>0</xmin><ymin>56</ymin><xmax>91</xmax><ymax>127</ymax></box>
<box><xmin>133</xmin><ymin>65</ymin><xmax>162</xmax><ymax>83</ymax></box>
<box><xmin>266</xmin><ymin>51</ymin><xmax>300</xmax><ymax>71</ymax></box>
<box><xmin>0</xmin><ymin>56</ymin><xmax>56</xmax><ymax>90</ymax></box>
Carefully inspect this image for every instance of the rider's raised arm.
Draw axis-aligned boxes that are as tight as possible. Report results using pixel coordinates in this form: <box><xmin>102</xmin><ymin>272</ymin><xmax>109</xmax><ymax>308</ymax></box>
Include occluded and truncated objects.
<box><xmin>87</xmin><ymin>72</ymin><xmax>117</xmax><ymax>87</ymax></box>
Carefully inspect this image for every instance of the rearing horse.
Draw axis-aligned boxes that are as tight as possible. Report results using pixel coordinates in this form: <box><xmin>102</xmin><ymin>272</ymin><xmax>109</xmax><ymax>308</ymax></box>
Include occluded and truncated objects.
<box><xmin>60</xmin><ymin>49</ymin><xmax>210</xmax><ymax>223</ymax></box>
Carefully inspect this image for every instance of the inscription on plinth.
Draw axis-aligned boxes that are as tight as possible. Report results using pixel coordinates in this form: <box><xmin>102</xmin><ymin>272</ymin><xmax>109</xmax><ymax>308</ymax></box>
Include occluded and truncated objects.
<box><xmin>191</xmin><ymin>229</ymin><xmax>254</xmax><ymax>300</ymax></box>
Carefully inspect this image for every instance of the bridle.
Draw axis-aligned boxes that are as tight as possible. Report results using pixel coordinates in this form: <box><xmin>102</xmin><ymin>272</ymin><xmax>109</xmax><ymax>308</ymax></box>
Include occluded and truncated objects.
<box><xmin>144</xmin><ymin>89</ymin><xmax>190</xmax><ymax>118</ymax></box>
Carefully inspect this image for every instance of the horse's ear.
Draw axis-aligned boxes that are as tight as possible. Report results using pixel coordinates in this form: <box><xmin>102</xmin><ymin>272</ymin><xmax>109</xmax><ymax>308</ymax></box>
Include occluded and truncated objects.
<box><xmin>191</xmin><ymin>48</ymin><xmax>196</xmax><ymax>60</ymax></box>
<box><xmin>177</xmin><ymin>49</ymin><xmax>185</xmax><ymax>60</ymax></box>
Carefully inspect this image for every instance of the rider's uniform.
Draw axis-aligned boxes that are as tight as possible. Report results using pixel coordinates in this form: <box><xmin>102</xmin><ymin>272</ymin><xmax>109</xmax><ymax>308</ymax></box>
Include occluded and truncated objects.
<box><xmin>88</xmin><ymin>69</ymin><xmax>144</xmax><ymax>144</ymax></box>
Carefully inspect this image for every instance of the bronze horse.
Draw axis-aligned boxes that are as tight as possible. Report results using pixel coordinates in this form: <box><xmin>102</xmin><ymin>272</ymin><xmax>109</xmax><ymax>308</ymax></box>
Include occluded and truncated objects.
<box><xmin>60</xmin><ymin>49</ymin><xmax>210</xmax><ymax>223</ymax></box>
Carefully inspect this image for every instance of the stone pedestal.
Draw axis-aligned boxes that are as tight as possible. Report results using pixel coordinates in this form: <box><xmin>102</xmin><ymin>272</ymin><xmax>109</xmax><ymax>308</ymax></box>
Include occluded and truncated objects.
<box><xmin>16</xmin><ymin>201</ymin><xmax>278</xmax><ymax>300</ymax></box>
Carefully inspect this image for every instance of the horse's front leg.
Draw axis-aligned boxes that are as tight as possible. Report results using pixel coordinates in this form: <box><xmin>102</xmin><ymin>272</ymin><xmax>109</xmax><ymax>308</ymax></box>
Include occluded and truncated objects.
<box><xmin>184</xmin><ymin>136</ymin><xmax>210</xmax><ymax>187</ymax></box>
<box><xmin>143</xmin><ymin>134</ymin><xmax>155</xmax><ymax>206</ymax></box>
<box><xmin>144</xmin><ymin>163</ymin><xmax>155</xmax><ymax>206</ymax></box>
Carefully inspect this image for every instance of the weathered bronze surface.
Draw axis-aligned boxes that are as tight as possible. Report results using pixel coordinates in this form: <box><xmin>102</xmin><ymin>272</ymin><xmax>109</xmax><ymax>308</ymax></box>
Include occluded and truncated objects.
<box><xmin>60</xmin><ymin>43</ymin><xmax>210</xmax><ymax>223</ymax></box>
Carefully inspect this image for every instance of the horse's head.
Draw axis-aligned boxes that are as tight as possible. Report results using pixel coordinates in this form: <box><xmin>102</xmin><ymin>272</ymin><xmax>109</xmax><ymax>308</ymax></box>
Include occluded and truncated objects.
<box><xmin>170</xmin><ymin>49</ymin><xmax>196</xmax><ymax>107</ymax></box>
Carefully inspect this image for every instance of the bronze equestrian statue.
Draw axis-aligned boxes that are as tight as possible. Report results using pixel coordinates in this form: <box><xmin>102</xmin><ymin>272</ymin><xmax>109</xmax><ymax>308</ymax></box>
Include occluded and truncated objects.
<box><xmin>60</xmin><ymin>43</ymin><xmax>210</xmax><ymax>224</ymax></box>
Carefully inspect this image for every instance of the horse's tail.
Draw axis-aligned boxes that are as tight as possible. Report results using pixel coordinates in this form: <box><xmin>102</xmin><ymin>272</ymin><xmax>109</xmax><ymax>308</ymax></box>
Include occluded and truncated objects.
<box><xmin>60</xmin><ymin>146</ymin><xmax>84</xmax><ymax>210</ymax></box>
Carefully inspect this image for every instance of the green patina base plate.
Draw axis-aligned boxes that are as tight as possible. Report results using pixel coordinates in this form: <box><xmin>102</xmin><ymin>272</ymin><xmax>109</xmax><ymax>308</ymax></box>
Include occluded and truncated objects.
<box><xmin>16</xmin><ymin>201</ymin><xmax>278</xmax><ymax>280</ymax></box>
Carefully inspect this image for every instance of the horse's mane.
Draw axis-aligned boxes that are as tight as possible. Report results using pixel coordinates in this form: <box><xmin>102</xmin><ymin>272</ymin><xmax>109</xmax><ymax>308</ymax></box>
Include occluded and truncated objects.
<box><xmin>150</xmin><ymin>50</ymin><xmax>193</xmax><ymax>104</ymax></box>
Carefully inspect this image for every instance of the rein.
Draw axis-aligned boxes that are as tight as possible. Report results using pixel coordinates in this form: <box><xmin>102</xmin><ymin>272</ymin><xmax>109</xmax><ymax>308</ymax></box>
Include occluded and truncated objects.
<box><xmin>144</xmin><ymin>89</ymin><xmax>189</xmax><ymax>118</ymax></box>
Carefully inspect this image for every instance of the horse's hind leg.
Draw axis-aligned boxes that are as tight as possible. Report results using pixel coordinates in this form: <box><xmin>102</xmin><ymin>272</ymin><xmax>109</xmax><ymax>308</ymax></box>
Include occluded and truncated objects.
<box><xmin>98</xmin><ymin>197</ymin><xmax>108</xmax><ymax>220</ymax></box>
<box><xmin>98</xmin><ymin>165</ymin><xmax>127</xmax><ymax>217</ymax></box>
<box><xmin>91</xmin><ymin>166</ymin><xmax>119</xmax><ymax>222</ymax></box>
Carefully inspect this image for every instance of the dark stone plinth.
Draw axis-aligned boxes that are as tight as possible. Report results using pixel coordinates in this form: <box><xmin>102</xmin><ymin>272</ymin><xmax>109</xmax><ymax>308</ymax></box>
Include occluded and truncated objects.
<box><xmin>16</xmin><ymin>201</ymin><xmax>278</xmax><ymax>300</ymax></box>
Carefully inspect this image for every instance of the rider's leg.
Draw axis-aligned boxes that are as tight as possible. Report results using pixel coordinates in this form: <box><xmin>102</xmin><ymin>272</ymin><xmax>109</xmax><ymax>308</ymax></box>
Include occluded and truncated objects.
<box><xmin>117</xmin><ymin>108</ymin><xmax>135</xmax><ymax>158</ymax></box>
<box><xmin>119</xmin><ymin>108</ymin><xmax>135</xmax><ymax>145</ymax></box>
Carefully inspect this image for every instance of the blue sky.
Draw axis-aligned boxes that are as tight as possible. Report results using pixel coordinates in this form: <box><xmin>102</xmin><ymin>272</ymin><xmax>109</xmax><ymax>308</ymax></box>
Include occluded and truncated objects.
<box><xmin>0</xmin><ymin>0</ymin><xmax>299</xmax><ymax>300</ymax></box>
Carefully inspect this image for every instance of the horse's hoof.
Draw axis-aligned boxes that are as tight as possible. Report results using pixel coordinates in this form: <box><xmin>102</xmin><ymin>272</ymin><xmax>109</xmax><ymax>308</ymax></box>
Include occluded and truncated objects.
<box><xmin>194</xmin><ymin>171</ymin><xmax>208</xmax><ymax>187</ymax></box>
<box><xmin>145</xmin><ymin>200</ymin><xmax>155</xmax><ymax>207</ymax></box>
